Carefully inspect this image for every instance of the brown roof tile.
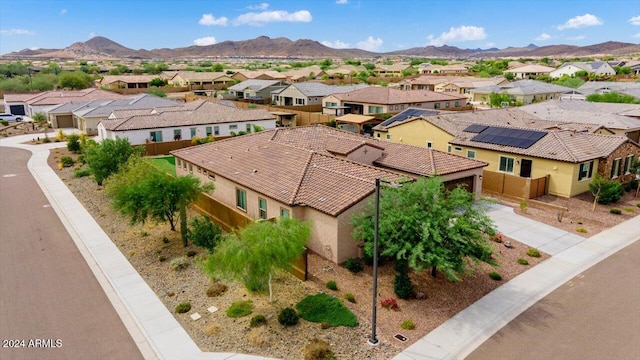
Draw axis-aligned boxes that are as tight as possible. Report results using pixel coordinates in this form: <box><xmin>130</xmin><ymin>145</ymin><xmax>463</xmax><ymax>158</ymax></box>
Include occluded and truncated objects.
<box><xmin>331</xmin><ymin>87</ymin><xmax>467</xmax><ymax>105</ymax></box>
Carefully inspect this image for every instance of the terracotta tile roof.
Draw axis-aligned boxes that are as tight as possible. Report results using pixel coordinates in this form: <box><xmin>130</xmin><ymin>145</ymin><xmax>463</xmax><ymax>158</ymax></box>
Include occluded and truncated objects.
<box><xmin>173</xmin><ymin>71</ymin><xmax>231</xmax><ymax>81</ymax></box>
<box><xmin>5</xmin><ymin>88</ymin><xmax>124</xmax><ymax>106</ymax></box>
<box><xmin>172</xmin><ymin>126</ymin><xmax>487</xmax><ymax>216</ymax></box>
<box><xmin>99</xmin><ymin>75</ymin><xmax>158</xmax><ymax>84</ymax></box>
<box><xmin>331</xmin><ymin>87</ymin><xmax>467</xmax><ymax>105</ymax></box>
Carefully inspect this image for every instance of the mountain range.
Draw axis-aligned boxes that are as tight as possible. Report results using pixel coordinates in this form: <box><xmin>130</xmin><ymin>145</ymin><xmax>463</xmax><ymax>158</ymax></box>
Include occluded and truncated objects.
<box><xmin>3</xmin><ymin>36</ymin><xmax>639</xmax><ymax>60</ymax></box>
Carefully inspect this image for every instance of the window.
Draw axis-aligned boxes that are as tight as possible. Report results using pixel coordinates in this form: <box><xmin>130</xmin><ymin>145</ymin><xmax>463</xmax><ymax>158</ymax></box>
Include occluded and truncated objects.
<box><xmin>182</xmin><ymin>161</ymin><xmax>187</xmax><ymax>171</ymax></box>
<box><xmin>454</xmin><ymin>146</ymin><xmax>462</xmax><ymax>152</ymax></box>
<box><xmin>246</xmin><ymin>123</ymin><xmax>251</xmax><ymax>132</ymax></box>
<box><xmin>295</xmin><ymin>98</ymin><xmax>305</xmax><ymax>105</ymax></box>
<box><xmin>376</xmin><ymin>133</ymin><xmax>381</xmax><ymax>138</ymax></box>
<box><xmin>188</xmin><ymin>164</ymin><xmax>193</xmax><ymax>174</ymax></box>
<box><xmin>386</xmin><ymin>134</ymin><xmax>391</xmax><ymax>140</ymax></box>
<box><xmin>214</xmin><ymin>126</ymin><xmax>219</xmax><ymax>135</ymax></box>
<box><xmin>258</xmin><ymin>198</ymin><xmax>267</xmax><ymax>219</ymax></box>
<box><xmin>578</xmin><ymin>161</ymin><xmax>594</xmax><ymax>181</ymax></box>
<box><xmin>610</xmin><ymin>158</ymin><xmax>621</xmax><ymax>178</ymax></box>
<box><xmin>197</xmin><ymin>166</ymin><xmax>201</xmax><ymax>173</ymax></box>
<box><xmin>176</xmin><ymin>158</ymin><xmax>182</xmax><ymax>167</ymax></box>
<box><xmin>208</xmin><ymin>173</ymin><xmax>215</xmax><ymax>180</ymax></box>
<box><xmin>190</xmin><ymin>128</ymin><xmax>197</xmax><ymax>137</ymax></box>
<box><xmin>499</xmin><ymin>156</ymin><xmax>515</xmax><ymax>173</ymax></box>
<box><xmin>623</xmin><ymin>155</ymin><xmax>634</xmax><ymax>174</ymax></box>
<box><xmin>236</xmin><ymin>189</ymin><xmax>247</xmax><ymax>211</ymax></box>
<box><xmin>426</xmin><ymin>141</ymin><xmax>432</xmax><ymax>148</ymax></box>
<box><xmin>434</xmin><ymin>103</ymin><xmax>441</xmax><ymax>109</ymax></box>
<box><xmin>467</xmin><ymin>150</ymin><xmax>476</xmax><ymax>159</ymax></box>
<box><xmin>326</xmin><ymin>102</ymin><xmax>337</xmax><ymax>107</ymax></box>
<box><xmin>280</xmin><ymin>208</ymin><xmax>290</xmax><ymax>218</ymax></box>
<box><xmin>206</xmin><ymin>126</ymin><xmax>212</xmax><ymax>136</ymax></box>
<box><xmin>445</xmin><ymin>102</ymin><xmax>450</xmax><ymax>108</ymax></box>
<box><xmin>173</xmin><ymin>129</ymin><xmax>182</xmax><ymax>141</ymax></box>
<box><xmin>447</xmin><ymin>145</ymin><xmax>452</xmax><ymax>153</ymax></box>
<box><xmin>455</xmin><ymin>101</ymin><xmax>460</xmax><ymax>107</ymax></box>
<box><xmin>368</xmin><ymin>106</ymin><xmax>383</xmax><ymax>114</ymax></box>
<box><xmin>229</xmin><ymin>124</ymin><xmax>238</xmax><ymax>130</ymax></box>
<box><xmin>149</xmin><ymin>131</ymin><xmax>162</xmax><ymax>142</ymax></box>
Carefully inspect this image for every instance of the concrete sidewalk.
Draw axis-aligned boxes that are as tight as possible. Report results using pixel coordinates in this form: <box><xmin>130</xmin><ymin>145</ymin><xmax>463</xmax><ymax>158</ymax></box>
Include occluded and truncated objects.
<box><xmin>394</xmin><ymin>205</ymin><xmax>639</xmax><ymax>360</ymax></box>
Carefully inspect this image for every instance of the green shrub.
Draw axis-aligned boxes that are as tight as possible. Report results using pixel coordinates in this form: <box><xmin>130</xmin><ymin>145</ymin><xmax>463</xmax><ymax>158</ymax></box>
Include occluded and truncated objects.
<box><xmin>326</xmin><ymin>280</ymin><xmax>337</xmax><ymax>291</ymax></box>
<box><xmin>344</xmin><ymin>293</ymin><xmax>356</xmax><ymax>303</ymax></box>
<box><xmin>296</xmin><ymin>293</ymin><xmax>358</xmax><ymax>327</ymax></box>
<box><xmin>576</xmin><ymin>228</ymin><xmax>588</xmax><ymax>233</ymax></box>
<box><xmin>186</xmin><ymin>250</ymin><xmax>197</xmax><ymax>257</ymax></box>
<box><xmin>394</xmin><ymin>259</ymin><xmax>414</xmax><ymax>300</ymax></box>
<box><xmin>206</xmin><ymin>282</ymin><xmax>227</xmax><ymax>297</ymax></box>
<box><xmin>76</xmin><ymin>154</ymin><xmax>86</xmax><ymax>164</ymax></box>
<box><xmin>590</xmin><ymin>177</ymin><xmax>624</xmax><ymax>204</ymax></box>
<box><xmin>345</xmin><ymin>257</ymin><xmax>363</xmax><ymax>273</ymax></box>
<box><xmin>226</xmin><ymin>300</ymin><xmax>253</xmax><ymax>318</ymax></box>
<box><xmin>517</xmin><ymin>258</ymin><xmax>529</xmax><ymax>265</ymax></box>
<box><xmin>60</xmin><ymin>156</ymin><xmax>75</xmax><ymax>167</ymax></box>
<box><xmin>609</xmin><ymin>208</ymin><xmax>622</xmax><ymax>215</ymax></box>
<box><xmin>73</xmin><ymin>167</ymin><xmax>91</xmax><ymax>178</ymax></box>
<box><xmin>67</xmin><ymin>134</ymin><xmax>81</xmax><ymax>153</ymax></box>
<box><xmin>637</xmin><ymin>203</ymin><xmax>640</xmax><ymax>208</ymax></box>
<box><xmin>526</xmin><ymin>248</ymin><xmax>541</xmax><ymax>258</ymax></box>
<box><xmin>159</xmin><ymin>255</ymin><xmax>167</xmax><ymax>262</ymax></box>
<box><xmin>400</xmin><ymin>319</ymin><xmax>415</xmax><ymax>330</ymax></box>
<box><xmin>0</xmin><ymin>120</ymin><xmax>9</xmax><ymax>126</ymax></box>
<box><xmin>250</xmin><ymin>315</ymin><xmax>267</xmax><ymax>327</ymax></box>
<box><xmin>175</xmin><ymin>302</ymin><xmax>191</xmax><ymax>313</ymax></box>
<box><xmin>169</xmin><ymin>256</ymin><xmax>189</xmax><ymax>271</ymax></box>
<box><xmin>188</xmin><ymin>216</ymin><xmax>222</xmax><ymax>251</ymax></box>
<box><xmin>303</xmin><ymin>338</ymin><xmax>334</xmax><ymax>360</ymax></box>
<box><xmin>624</xmin><ymin>207</ymin><xmax>634</xmax><ymax>213</ymax></box>
<box><xmin>320</xmin><ymin>322</ymin><xmax>331</xmax><ymax>329</ymax></box>
<box><xmin>42</xmin><ymin>136</ymin><xmax>51</xmax><ymax>143</ymax></box>
<box><xmin>489</xmin><ymin>271</ymin><xmax>502</xmax><ymax>281</ymax></box>
<box><xmin>278</xmin><ymin>307</ymin><xmax>299</xmax><ymax>326</ymax></box>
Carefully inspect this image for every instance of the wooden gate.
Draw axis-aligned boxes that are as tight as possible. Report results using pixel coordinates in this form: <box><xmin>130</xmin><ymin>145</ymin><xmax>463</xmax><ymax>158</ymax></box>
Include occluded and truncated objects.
<box><xmin>529</xmin><ymin>176</ymin><xmax>548</xmax><ymax>199</ymax></box>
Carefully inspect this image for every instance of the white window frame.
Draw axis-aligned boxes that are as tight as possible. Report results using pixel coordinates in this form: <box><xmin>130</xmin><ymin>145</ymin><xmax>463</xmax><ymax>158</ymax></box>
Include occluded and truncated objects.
<box><xmin>467</xmin><ymin>150</ymin><xmax>476</xmax><ymax>159</ymax></box>
<box><xmin>499</xmin><ymin>156</ymin><xmax>515</xmax><ymax>174</ymax></box>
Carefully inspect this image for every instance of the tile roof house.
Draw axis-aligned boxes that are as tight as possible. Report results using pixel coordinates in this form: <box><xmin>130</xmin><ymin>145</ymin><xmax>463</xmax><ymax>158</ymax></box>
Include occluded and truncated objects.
<box><xmin>398</xmin><ymin>76</ymin><xmax>508</xmax><ymax>100</ymax></box>
<box><xmin>279</xmin><ymin>66</ymin><xmax>327</xmax><ymax>82</ymax></box>
<box><xmin>550</xmin><ymin>62</ymin><xmax>617</xmax><ymax>78</ymax></box>
<box><xmin>96</xmin><ymin>75</ymin><xmax>159</xmax><ymax>89</ymax></box>
<box><xmin>272</xmin><ymin>83</ymin><xmax>368</xmax><ymax>107</ymax></box>
<box><xmin>371</xmin><ymin>107</ymin><xmax>640</xmax><ymax>198</ymax></box>
<box><xmin>322</xmin><ymin>87</ymin><xmax>468</xmax><ymax>116</ymax></box>
<box><xmin>171</xmin><ymin>125</ymin><xmax>487</xmax><ymax>263</ymax></box>
<box><xmin>372</xmin><ymin>63</ymin><xmax>413</xmax><ymax>76</ymax></box>
<box><xmin>168</xmin><ymin>71</ymin><xmax>235</xmax><ymax>89</ymax></box>
<box><xmin>469</xmin><ymin>79</ymin><xmax>573</xmax><ymax>106</ymax></box>
<box><xmin>98</xmin><ymin>100</ymin><xmax>276</xmax><ymax>144</ymax></box>
<box><xmin>3</xmin><ymin>88</ymin><xmax>123</xmax><ymax>118</ymax></box>
<box><xmin>418</xmin><ymin>63</ymin><xmax>469</xmax><ymax>74</ymax></box>
<box><xmin>226</xmin><ymin>79</ymin><xmax>289</xmax><ymax>101</ymax></box>
<box><xmin>576</xmin><ymin>81</ymin><xmax>640</xmax><ymax>100</ymax></box>
<box><xmin>504</xmin><ymin>64</ymin><xmax>556</xmax><ymax>79</ymax></box>
<box><xmin>231</xmin><ymin>70</ymin><xmax>288</xmax><ymax>82</ymax></box>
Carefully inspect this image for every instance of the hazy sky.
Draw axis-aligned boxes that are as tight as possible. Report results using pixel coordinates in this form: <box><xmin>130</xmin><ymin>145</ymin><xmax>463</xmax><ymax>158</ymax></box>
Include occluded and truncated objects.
<box><xmin>1</xmin><ymin>0</ymin><xmax>639</xmax><ymax>54</ymax></box>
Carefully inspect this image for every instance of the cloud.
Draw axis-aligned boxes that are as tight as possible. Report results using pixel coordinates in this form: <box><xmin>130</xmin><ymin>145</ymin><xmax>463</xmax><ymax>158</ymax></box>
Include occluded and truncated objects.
<box><xmin>336</xmin><ymin>0</ymin><xmax>348</xmax><ymax>4</ymax></box>
<box><xmin>557</xmin><ymin>14</ymin><xmax>602</xmax><ymax>30</ymax></box>
<box><xmin>60</xmin><ymin>9</ymin><xmax>67</xmax><ymax>15</ymax></box>
<box><xmin>428</xmin><ymin>25</ymin><xmax>486</xmax><ymax>46</ymax></box>
<box><xmin>535</xmin><ymin>33</ymin><xmax>552</xmax><ymax>41</ymax></box>
<box><xmin>248</xmin><ymin>3</ymin><xmax>269</xmax><ymax>10</ymax></box>
<box><xmin>0</xmin><ymin>28</ymin><xmax>35</xmax><ymax>36</ymax></box>
<box><xmin>629</xmin><ymin>15</ymin><xmax>640</xmax><ymax>26</ymax></box>
<box><xmin>88</xmin><ymin>32</ymin><xmax>95</xmax><ymax>39</ymax></box>
<box><xmin>199</xmin><ymin>14</ymin><xmax>229</xmax><ymax>26</ymax></box>
<box><xmin>194</xmin><ymin>36</ymin><xmax>217</xmax><ymax>46</ymax></box>
<box><xmin>356</xmin><ymin>36</ymin><xmax>383</xmax><ymax>51</ymax></box>
<box><xmin>233</xmin><ymin>10</ymin><xmax>312</xmax><ymax>26</ymax></box>
<box><xmin>321</xmin><ymin>40</ymin><xmax>350</xmax><ymax>49</ymax></box>
<box><xmin>566</xmin><ymin>35</ymin><xmax>586</xmax><ymax>40</ymax></box>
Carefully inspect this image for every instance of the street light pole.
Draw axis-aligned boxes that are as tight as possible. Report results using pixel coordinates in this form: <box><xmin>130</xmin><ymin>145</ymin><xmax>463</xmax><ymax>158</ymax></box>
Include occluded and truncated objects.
<box><xmin>368</xmin><ymin>178</ymin><xmax>381</xmax><ymax>346</ymax></box>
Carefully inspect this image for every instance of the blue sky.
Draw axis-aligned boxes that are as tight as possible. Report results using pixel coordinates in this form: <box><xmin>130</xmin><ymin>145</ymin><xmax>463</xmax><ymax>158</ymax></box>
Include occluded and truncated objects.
<box><xmin>1</xmin><ymin>0</ymin><xmax>639</xmax><ymax>55</ymax></box>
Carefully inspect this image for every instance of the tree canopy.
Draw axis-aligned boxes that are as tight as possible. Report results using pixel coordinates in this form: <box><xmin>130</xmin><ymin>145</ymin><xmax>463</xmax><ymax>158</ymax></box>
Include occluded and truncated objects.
<box><xmin>85</xmin><ymin>137</ymin><xmax>140</xmax><ymax>185</ymax></box>
<box><xmin>351</xmin><ymin>176</ymin><xmax>497</xmax><ymax>281</ymax></box>
<box><xmin>203</xmin><ymin>217</ymin><xmax>311</xmax><ymax>302</ymax></box>
<box><xmin>58</xmin><ymin>71</ymin><xmax>93</xmax><ymax>89</ymax></box>
<box><xmin>586</xmin><ymin>92</ymin><xmax>640</xmax><ymax>104</ymax></box>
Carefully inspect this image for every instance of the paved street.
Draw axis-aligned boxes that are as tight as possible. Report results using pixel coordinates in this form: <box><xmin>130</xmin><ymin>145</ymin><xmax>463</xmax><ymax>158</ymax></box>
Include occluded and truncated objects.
<box><xmin>0</xmin><ymin>147</ymin><xmax>143</xmax><ymax>360</ymax></box>
<box><xmin>466</xmin><ymin>240</ymin><xmax>640</xmax><ymax>360</ymax></box>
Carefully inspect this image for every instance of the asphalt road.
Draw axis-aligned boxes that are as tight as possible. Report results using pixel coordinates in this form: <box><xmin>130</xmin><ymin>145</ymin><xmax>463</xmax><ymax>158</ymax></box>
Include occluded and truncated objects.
<box><xmin>0</xmin><ymin>147</ymin><xmax>143</xmax><ymax>360</ymax></box>
<box><xmin>467</xmin><ymin>240</ymin><xmax>640</xmax><ymax>360</ymax></box>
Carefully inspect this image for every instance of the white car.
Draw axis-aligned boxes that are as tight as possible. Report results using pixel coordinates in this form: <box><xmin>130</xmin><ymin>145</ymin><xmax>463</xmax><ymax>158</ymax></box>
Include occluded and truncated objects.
<box><xmin>0</xmin><ymin>113</ymin><xmax>23</xmax><ymax>122</ymax></box>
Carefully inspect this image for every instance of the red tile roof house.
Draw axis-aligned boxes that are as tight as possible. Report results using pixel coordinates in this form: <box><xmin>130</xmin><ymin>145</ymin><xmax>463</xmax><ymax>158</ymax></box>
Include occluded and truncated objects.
<box><xmin>322</xmin><ymin>86</ymin><xmax>468</xmax><ymax>116</ymax></box>
<box><xmin>3</xmin><ymin>88</ymin><xmax>123</xmax><ymax>119</ymax></box>
<box><xmin>172</xmin><ymin>125</ymin><xmax>487</xmax><ymax>264</ymax></box>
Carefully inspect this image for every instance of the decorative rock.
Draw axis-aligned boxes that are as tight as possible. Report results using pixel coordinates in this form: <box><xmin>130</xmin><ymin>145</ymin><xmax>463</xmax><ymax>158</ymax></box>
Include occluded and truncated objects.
<box><xmin>191</xmin><ymin>313</ymin><xmax>202</xmax><ymax>321</ymax></box>
<box><xmin>415</xmin><ymin>292</ymin><xmax>427</xmax><ymax>300</ymax></box>
<box><xmin>504</xmin><ymin>241</ymin><xmax>514</xmax><ymax>248</ymax></box>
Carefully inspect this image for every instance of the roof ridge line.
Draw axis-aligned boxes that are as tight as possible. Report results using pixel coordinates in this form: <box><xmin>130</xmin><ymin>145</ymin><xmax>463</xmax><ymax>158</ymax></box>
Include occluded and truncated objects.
<box><xmin>428</xmin><ymin>148</ymin><xmax>437</xmax><ymax>176</ymax></box>
<box><xmin>310</xmin><ymin>152</ymin><xmax>401</xmax><ymax>185</ymax></box>
<box><xmin>290</xmin><ymin>151</ymin><xmax>315</xmax><ymax>205</ymax></box>
<box><xmin>552</xmin><ymin>132</ymin><xmax>579</xmax><ymax>163</ymax></box>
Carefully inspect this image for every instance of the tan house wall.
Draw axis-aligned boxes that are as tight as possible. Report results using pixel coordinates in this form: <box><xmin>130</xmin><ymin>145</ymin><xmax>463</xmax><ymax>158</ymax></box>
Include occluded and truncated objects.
<box><xmin>373</xmin><ymin>119</ymin><xmax>454</xmax><ymax>152</ymax></box>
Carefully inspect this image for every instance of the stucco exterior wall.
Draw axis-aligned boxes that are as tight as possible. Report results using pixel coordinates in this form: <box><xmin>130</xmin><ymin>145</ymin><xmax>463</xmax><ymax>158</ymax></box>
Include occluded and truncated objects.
<box><xmin>374</xmin><ymin>119</ymin><xmax>454</xmax><ymax>152</ymax></box>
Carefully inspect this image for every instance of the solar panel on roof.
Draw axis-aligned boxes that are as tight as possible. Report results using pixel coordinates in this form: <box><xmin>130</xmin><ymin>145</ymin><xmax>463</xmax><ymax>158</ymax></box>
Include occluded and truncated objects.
<box><xmin>471</xmin><ymin>126</ymin><xmax>546</xmax><ymax>149</ymax></box>
<box><xmin>379</xmin><ymin>108</ymin><xmax>438</xmax><ymax>127</ymax></box>
<box><xmin>463</xmin><ymin>124</ymin><xmax>488</xmax><ymax>133</ymax></box>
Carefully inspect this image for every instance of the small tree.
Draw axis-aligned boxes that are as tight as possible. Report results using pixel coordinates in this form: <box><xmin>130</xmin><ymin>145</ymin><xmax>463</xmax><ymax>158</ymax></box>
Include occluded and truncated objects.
<box><xmin>147</xmin><ymin>87</ymin><xmax>167</xmax><ymax>97</ymax></box>
<box><xmin>589</xmin><ymin>174</ymin><xmax>623</xmax><ymax>209</ymax></box>
<box><xmin>188</xmin><ymin>215</ymin><xmax>222</xmax><ymax>251</ymax></box>
<box><xmin>58</xmin><ymin>71</ymin><xmax>93</xmax><ymax>89</ymax></box>
<box><xmin>66</xmin><ymin>134</ymin><xmax>81</xmax><ymax>153</ymax></box>
<box><xmin>149</xmin><ymin>77</ymin><xmax>166</xmax><ymax>87</ymax></box>
<box><xmin>203</xmin><ymin>217</ymin><xmax>311</xmax><ymax>302</ymax></box>
<box><xmin>504</xmin><ymin>72</ymin><xmax>515</xmax><ymax>80</ymax></box>
<box><xmin>489</xmin><ymin>92</ymin><xmax>512</xmax><ymax>108</ymax></box>
<box><xmin>85</xmin><ymin>137</ymin><xmax>139</xmax><ymax>185</ymax></box>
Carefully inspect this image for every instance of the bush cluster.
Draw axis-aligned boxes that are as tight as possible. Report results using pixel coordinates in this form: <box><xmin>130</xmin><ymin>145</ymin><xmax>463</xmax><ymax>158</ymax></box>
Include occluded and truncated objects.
<box><xmin>526</xmin><ymin>248</ymin><xmax>541</xmax><ymax>258</ymax></box>
<box><xmin>517</xmin><ymin>258</ymin><xmax>529</xmax><ymax>265</ymax></box>
<box><xmin>400</xmin><ymin>319</ymin><xmax>415</xmax><ymax>330</ymax></box>
<box><xmin>249</xmin><ymin>315</ymin><xmax>267</xmax><ymax>328</ymax></box>
<box><xmin>326</xmin><ymin>280</ymin><xmax>337</xmax><ymax>291</ymax></box>
<box><xmin>73</xmin><ymin>167</ymin><xmax>91</xmax><ymax>178</ymax></box>
<box><xmin>60</xmin><ymin>156</ymin><xmax>75</xmax><ymax>167</ymax></box>
<box><xmin>67</xmin><ymin>134</ymin><xmax>81</xmax><ymax>153</ymax></box>
<box><xmin>303</xmin><ymin>338</ymin><xmax>334</xmax><ymax>360</ymax></box>
<box><xmin>206</xmin><ymin>282</ymin><xmax>227</xmax><ymax>297</ymax></box>
<box><xmin>345</xmin><ymin>257</ymin><xmax>363</xmax><ymax>273</ymax></box>
<box><xmin>344</xmin><ymin>293</ymin><xmax>356</xmax><ymax>303</ymax></box>
<box><xmin>278</xmin><ymin>307</ymin><xmax>299</xmax><ymax>326</ymax></box>
<box><xmin>175</xmin><ymin>302</ymin><xmax>191</xmax><ymax>313</ymax></box>
<box><xmin>489</xmin><ymin>271</ymin><xmax>502</xmax><ymax>281</ymax></box>
<box><xmin>187</xmin><ymin>216</ymin><xmax>222</xmax><ymax>251</ymax></box>
<box><xmin>609</xmin><ymin>208</ymin><xmax>622</xmax><ymax>215</ymax></box>
<box><xmin>394</xmin><ymin>259</ymin><xmax>414</xmax><ymax>300</ymax></box>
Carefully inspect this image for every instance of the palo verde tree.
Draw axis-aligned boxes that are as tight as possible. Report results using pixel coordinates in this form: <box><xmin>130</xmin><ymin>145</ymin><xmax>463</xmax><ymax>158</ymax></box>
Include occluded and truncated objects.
<box><xmin>85</xmin><ymin>137</ymin><xmax>140</xmax><ymax>185</ymax></box>
<box><xmin>106</xmin><ymin>157</ymin><xmax>213</xmax><ymax>245</ymax></box>
<box><xmin>203</xmin><ymin>217</ymin><xmax>311</xmax><ymax>302</ymax></box>
<box><xmin>352</xmin><ymin>176</ymin><xmax>497</xmax><ymax>282</ymax></box>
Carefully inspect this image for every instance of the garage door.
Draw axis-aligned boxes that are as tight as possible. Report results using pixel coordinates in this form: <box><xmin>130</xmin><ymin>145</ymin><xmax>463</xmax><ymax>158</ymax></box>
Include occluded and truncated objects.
<box><xmin>9</xmin><ymin>105</ymin><xmax>26</xmax><ymax>115</ymax></box>
<box><xmin>444</xmin><ymin>176</ymin><xmax>474</xmax><ymax>193</ymax></box>
<box><xmin>56</xmin><ymin>115</ymin><xmax>73</xmax><ymax>128</ymax></box>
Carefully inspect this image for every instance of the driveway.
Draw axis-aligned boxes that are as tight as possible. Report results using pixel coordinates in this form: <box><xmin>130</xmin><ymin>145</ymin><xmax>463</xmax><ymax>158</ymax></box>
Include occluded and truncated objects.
<box><xmin>0</xmin><ymin>147</ymin><xmax>143</xmax><ymax>360</ymax></box>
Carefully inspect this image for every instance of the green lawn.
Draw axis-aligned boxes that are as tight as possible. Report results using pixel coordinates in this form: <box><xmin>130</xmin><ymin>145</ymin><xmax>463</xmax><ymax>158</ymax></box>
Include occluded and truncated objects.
<box><xmin>296</xmin><ymin>293</ymin><xmax>358</xmax><ymax>327</ymax></box>
<box><xmin>147</xmin><ymin>156</ymin><xmax>176</xmax><ymax>176</ymax></box>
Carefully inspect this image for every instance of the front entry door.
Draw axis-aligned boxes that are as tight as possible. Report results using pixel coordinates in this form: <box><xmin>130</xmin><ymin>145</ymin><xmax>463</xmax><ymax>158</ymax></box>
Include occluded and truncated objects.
<box><xmin>520</xmin><ymin>159</ymin><xmax>532</xmax><ymax>178</ymax></box>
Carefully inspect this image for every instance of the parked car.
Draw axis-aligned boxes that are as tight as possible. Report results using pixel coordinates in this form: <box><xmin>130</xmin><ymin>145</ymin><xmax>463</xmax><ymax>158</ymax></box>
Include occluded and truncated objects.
<box><xmin>0</xmin><ymin>113</ymin><xmax>23</xmax><ymax>122</ymax></box>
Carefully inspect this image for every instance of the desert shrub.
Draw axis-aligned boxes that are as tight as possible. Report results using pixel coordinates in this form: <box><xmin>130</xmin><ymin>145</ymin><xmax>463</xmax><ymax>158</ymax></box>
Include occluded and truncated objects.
<box><xmin>345</xmin><ymin>257</ymin><xmax>363</xmax><ymax>273</ymax></box>
<box><xmin>206</xmin><ymin>282</ymin><xmax>228</xmax><ymax>297</ymax></box>
<box><xmin>158</xmin><ymin>255</ymin><xmax>167</xmax><ymax>262</ymax></box>
<box><xmin>400</xmin><ymin>319</ymin><xmax>415</xmax><ymax>330</ymax></box>
<box><xmin>73</xmin><ymin>167</ymin><xmax>91</xmax><ymax>178</ymax></box>
<box><xmin>226</xmin><ymin>300</ymin><xmax>253</xmax><ymax>318</ymax></box>
<box><xmin>66</xmin><ymin>134</ymin><xmax>81</xmax><ymax>153</ymax></box>
<box><xmin>60</xmin><ymin>156</ymin><xmax>75</xmax><ymax>167</ymax></box>
<box><xmin>625</xmin><ymin>207</ymin><xmax>634</xmax><ymax>213</ymax></box>
<box><xmin>169</xmin><ymin>256</ymin><xmax>189</xmax><ymax>271</ymax></box>
<box><xmin>576</xmin><ymin>228</ymin><xmax>588</xmax><ymax>233</ymax></box>
<box><xmin>489</xmin><ymin>271</ymin><xmax>502</xmax><ymax>281</ymax></box>
<box><xmin>590</xmin><ymin>176</ymin><xmax>624</xmax><ymax>205</ymax></box>
<box><xmin>186</xmin><ymin>250</ymin><xmax>197</xmax><ymax>257</ymax></box>
<box><xmin>204</xmin><ymin>324</ymin><xmax>221</xmax><ymax>336</ymax></box>
<box><xmin>76</xmin><ymin>154</ymin><xmax>86</xmax><ymax>164</ymax></box>
<box><xmin>326</xmin><ymin>280</ymin><xmax>337</xmax><ymax>291</ymax></box>
<box><xmin>344</xmin><ymin>293</ymin><xmax>356</xmax><ymax>303</ymax></box>
<box><xmin>303</xmin><ymin>338</ymin><xmax>334</xmax><ymax>360</ymax></box>
<box><xmin>526</xmin><ymin>248</ymin><xmax>541</xmax><ymax>258</ymax></box>
<box><xmin>278</xmin><ymin>307</ymin><xmax>299</xmax><ymax>326</ymax></box>
<box><xmin>517</xmin><ymin>258</ymin><xmax>529</xmax><ymax>265</ymax></box>
<box><xmin>609</xmin><ymin>208</ymin><xmax>622</xmax><ymax>215</ymax></box>
<box><xmin>187</xmin><ymin>215</ymin><xmax>222</xmax><ymax>251</ymax></box>
<box><xmin>381</xmin><ymin>298</ymin><xmax>399</xmax><ymax>311</ymax></box>
<box><xmin>175</xmin><ymin>302</ymin><xmax>191</xmax><ymax>313</ymax></box>
<box><xmin>320</xmin><ymin>322</ymin><xmax>331</xmax><ymax>329</ymax></box>
<box><xmin>250</xmin><ymin>314</ymin><xmax>267</xmax><ymax>327</ymax></box>
<box><xmin>162</xmin><ymin>236</ymin><xmax>170</xmax><ymax>244</ymax></box>
<box><xmin>247</xmin><ymin>327</ymin><xmax>269</xmax><ymax>347</ymax></box>
<box><xmin>42</xmin><ymin>136</ymin><xmax>51</xmax><ymax>143</ymax></box>
<box><xmin>0</xmin><ymin>120</ymin><xmax>8</xmax><ymax>126</ymax></box>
